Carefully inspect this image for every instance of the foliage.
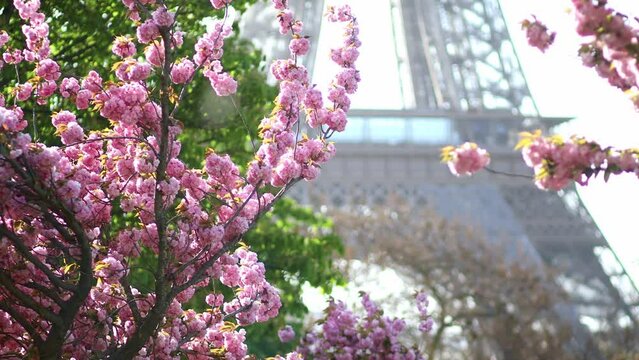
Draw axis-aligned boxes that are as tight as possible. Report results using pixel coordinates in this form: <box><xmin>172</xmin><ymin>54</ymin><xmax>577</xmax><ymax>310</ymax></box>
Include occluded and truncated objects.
<box><xmin>0</xmin><ymin>0</ymin><xmax>269</xmax><ymax>161</ymax></box>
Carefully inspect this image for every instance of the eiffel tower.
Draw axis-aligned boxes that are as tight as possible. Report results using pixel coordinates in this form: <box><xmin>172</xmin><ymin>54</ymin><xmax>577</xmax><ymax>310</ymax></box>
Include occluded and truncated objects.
<box><xmin>241</xmin><ymin>0</ymin><xmax>639</xmax><ymax>357</ymax></box>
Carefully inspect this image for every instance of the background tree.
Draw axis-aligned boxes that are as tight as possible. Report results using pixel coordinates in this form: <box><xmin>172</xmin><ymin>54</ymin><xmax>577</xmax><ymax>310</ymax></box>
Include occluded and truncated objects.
<box><xmin>331</xmin><ymin>202</ymin><xmax>576</xmax><ymax>360</ymax></box>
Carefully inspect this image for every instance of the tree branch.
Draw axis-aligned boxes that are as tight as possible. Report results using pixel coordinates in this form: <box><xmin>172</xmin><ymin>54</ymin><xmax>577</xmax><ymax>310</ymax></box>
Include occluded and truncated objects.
<box><xmin>0</xmin><ymin>225</ymin><xmax>76</xmax><ymax>292</ymax></box>
<box><xmin>21</xmin><ymin>281</ymin><xmax>66</xmax><ymax>309</ymax></box>
<box><xmin>0</xmin><ymin>271</ymin><xmax>63</xmax><ymax>327</ymax></box>
<box><xmin>111</xmin><ymin>6</ymin><xmax>174</xmax><ymax>356</ymax></box>
<box><xmin>119</xmin><ymin>277</ymin><xmax>143</xmax><ymax>325</ymax></box>
<box><xmin>222</xmin><ymin>300</ymin><xmax>255</xmax><ymax>321</ymax></box>
<box><xmin>0</xmin><ymin>301</ymin><xmax>44</xmax><ymax>348</ymax></box>
<box><xmin>172</xmin><ymin>178</ymin><xmax>300</xmax><ymax>296</ymax></box>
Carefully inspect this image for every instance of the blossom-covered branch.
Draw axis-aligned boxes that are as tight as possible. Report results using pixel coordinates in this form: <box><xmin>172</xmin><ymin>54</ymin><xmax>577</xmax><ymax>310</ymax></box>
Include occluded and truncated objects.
<box><xmin>573</xmin><ymin>0</ymin><xmax>639</xmax><ymax>108</ymax></box>
<box><xmin>517</xmin><ymin>130</ymin><xmax>639</xmax><ymax>190</ymax></box>
<box><xmin>442</xmin><ymin>131</ymin><xmax>639</xmax><ymax>191</ymax></box>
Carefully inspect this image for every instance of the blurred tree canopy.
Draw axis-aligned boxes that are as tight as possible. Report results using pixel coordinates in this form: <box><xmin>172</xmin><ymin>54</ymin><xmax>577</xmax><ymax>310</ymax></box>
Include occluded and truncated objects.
<box><xmin>332</xmin><ymin>203</ymin><xmax>576</xmax><ymax>360</ymax></box>
<box><xmin>0</xmin><ymin>1</ymin><xmax>345</xmax><ymax>355</ymax></box>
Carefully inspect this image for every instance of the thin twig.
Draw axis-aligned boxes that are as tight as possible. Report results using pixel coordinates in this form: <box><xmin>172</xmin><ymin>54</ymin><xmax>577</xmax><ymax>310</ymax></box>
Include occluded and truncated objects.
<box><xmin>484</xmin><ymin>167</ymin><xmax>533</xmax><ymax>180</ymax></box>
<box><xmin>230</xmin><ymin>95</ymin><xmax>256</xmax><ymax>152</ymax></box>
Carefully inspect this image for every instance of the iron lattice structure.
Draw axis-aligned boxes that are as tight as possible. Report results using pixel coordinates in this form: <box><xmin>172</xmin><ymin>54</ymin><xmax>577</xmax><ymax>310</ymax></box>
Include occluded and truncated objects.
<box><xmin>242</xmin><ymin>0</ymin><xmax>639</xmax><ymax>357</ymax></box>
<box><xmin>401</xmin><ymin>0</ymin><xmax>537</xmax><ymax>113</ymax></box>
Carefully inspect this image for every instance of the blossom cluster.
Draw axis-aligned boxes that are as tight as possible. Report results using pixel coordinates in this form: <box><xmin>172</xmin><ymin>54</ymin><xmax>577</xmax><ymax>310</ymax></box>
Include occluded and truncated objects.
<box><xmin>521</xmin><ymin>17</ymin><xmax>556</xmax><ymax>52</ymax></box>
<box><xmin>2</xmin><ymin>0</ymin><xmax>59</xmax><ymax>106</ymax></box>
<box><xmin>0</xmin><ymin>0</ymin><xmax>360</xmax><ymax>358</ymax></box>
<box><xmin>297</xmin><ymin>292</ymin><xmax>427</xmax><ymax>359</ymax></box>
<box><xmin>278</xmin><ymin>325</ymin><xmax>296</xmax><ymax>343</ymax></box>
<box><xmin>196</xmin><ymin>18</ymin><xmax>237</xmax><ymax>96</ymax></box>
<box><xmin>441</xmin><ymin>142</ymin><xmax>491</xmax><ymax>176</ymax></box>
<box><xmin>571</xmin><ymin>0</ymin><xmax>639</xmax><ymax>108</ymax></box>
<box><xmin>518</xmin><ymin>130</ymin><xmax>639</xmax><ymax>190</ymax></box>
<box><xmin>247</xmin><ymin>2</ymin><xmax>361</xmax><ymax>187</ymax></box>
<box><xmin>415</xmin><ymin>291</ymin><xmax>434</xmax><ymax>333</ymax></box>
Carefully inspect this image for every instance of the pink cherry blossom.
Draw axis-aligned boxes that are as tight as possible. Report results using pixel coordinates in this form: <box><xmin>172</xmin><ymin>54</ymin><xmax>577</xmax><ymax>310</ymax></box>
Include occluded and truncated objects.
<box><xmin>170</xmin><ymin>58</ymin><xmax>195</xmax><ymax>84</ymax></box>
<box><xmin>111</xmin><ymin>35</ymin><xmax>136</xmax><ymax>58</ymax></box>
<box><xmin>272</xmin><ymin>0</ymin><xmax>287</xmax><ymax>10</ymax></box>
<box><xmin>152</xmin><ymin>7</ymin><xmax>175</xmax><ymax>27</ymax></box>
<box><xmin>114</xmin><ymin>59</ymin><xmax>152</xmax><ymax>82</ymax></box>
<box><xmin>59</xmin><ymin>77</ymin><xmax>80</xmax><ymax>98</ymax></box>
<box><xmin>35</xmin><ymin>58</ymin><xmax>60</xmax><ymax>80</ymax></box>
<box><xmin>522</xmin><ymin>17</ymin><xmax>556</xmax><ymax>52</ymax></box>
<box><xmin>0</xmin><ymin>106</ymin><xmax>27</xmax><ymax>132</ymax></box>
<box><xmin>205</xmin><ymin>70</ymin><xmax>237</xmax><ymax>96</ymax></box>
<box><xmin>75</xmin><ymin>89</ymin><xmax>92</xmax><ymax>109</ymax></box>
<box><xmin>297</xmin><ymin>292</ymin><xmax>426</xmax><ymax>358</ymax></box>
<box><xmin>82</xmin><ymin>70</ymin><xmax>103</xmax><ymax>93</ymax></box>
<box><xmin>278</xmin><ymin>325</ymin><xmax>295</xmax><ymax>343</ymax></box>
<box><xmin>0</xmin><ymin>31</ymin><xmax>9</xmax><ymax>47</ymax></box>
<box><xmin>15</xmin><ymin>82</ymin><xmax>33</xmax><ymax>101</ymax></box>
<box><xmin>136</xmin><ymin>19</ymin><xmax>159</xmax><ymax>44</ymax></box>
<box><xmin>443</xmin><ymin>142</ymin><xmax>491</xmax><ymax>176</ymax></box>
<box><xmin>144</xmin><ymin>40</ymin><xmax>164</xmax><ymax>67</ymax></box>
<box><xmin>516</xmin><ymin>131</ymin><xmax>639</xmax><ymax>190</ymax></box>
<box><xmin>569</xmin><ymin>1</ymin><xmax>639</xmax><ymax>109</ymax></box>
<box><xmin>289</xmin><ymin>36</ymin><xmax>310</xmax><ymax>56</ymax></box>
<box><xmin>3</xmin><ymin>49</ymin><xmax>23</xmax><ymax>64</ymax></box>
<box><xmin>210</xmin><ymin>0</ymin><xmax>231</xmax><ymax>9</ymax></box>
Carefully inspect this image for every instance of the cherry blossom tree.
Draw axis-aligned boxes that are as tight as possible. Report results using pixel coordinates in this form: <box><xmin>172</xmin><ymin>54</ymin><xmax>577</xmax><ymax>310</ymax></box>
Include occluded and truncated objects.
<box><xmin>0</xmin><ymin>0</ymin><xmax>362</xmax><ymax>358</ymax></box>
<box><xmin>3</xmin><ymin>0</ymin><xmax>352</xmax><ymax>354</ymax></box>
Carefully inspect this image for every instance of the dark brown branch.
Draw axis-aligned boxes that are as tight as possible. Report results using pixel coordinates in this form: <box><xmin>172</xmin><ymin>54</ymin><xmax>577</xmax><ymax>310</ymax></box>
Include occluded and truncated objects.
<box><xmin>111</xmin><ymin>5</ymin><xmax>173</xmax><ymax>356</ymax></box>
<box><xmin>21</xmin><ymin>281</ymin><xmax>66</xmax><ymax>309</ymax></box>
<box><xmin>428</xmin><ymin>303</ymin><xmax>449</xmax><ymax>359</ymax></box>
<box><xmin>119</xmin><ymin>277</ymin><xmax>143</xmax><ymax>325</ymax></box>
<box><xmin>1</xmin><ymin>140</ymin><xmax>96</xmax><ymax>359</ymax></box>
<box><xmin>223</xmin><ymin>183</ymin><xmax>261</xmax><ymax>230</ymax></box>
<box><xmin>171</xmin><ymin>182</ymin><xmax>262</xmax><ymax>279</ymax></box>
<box><xmin>0</xmin><ymin>301</ymin><xmax>44</xmax><ymax>348</ymax></box>
<box><xmin>0</xmin><ymin>225</ymin><xmax>75</xmax><ymax>292</ymax></box>
<box><xmin>484</xmin><ymin>166</ymin><xmax>533</xmax><ymax>179</ymax></box>
<box><xmin>222</xmin><ymin>300</ymin><xmax>255</xmax><ymax>321</ymax></box>
<box><xmin>62</xmin><ymin>136</ymin><xmax>159</xmax><ymax>159</ymax></box>
<box><xmin>0</xmin><ymin>272</ymin><xmax>63</xmax><ymax>327</ymax></box>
